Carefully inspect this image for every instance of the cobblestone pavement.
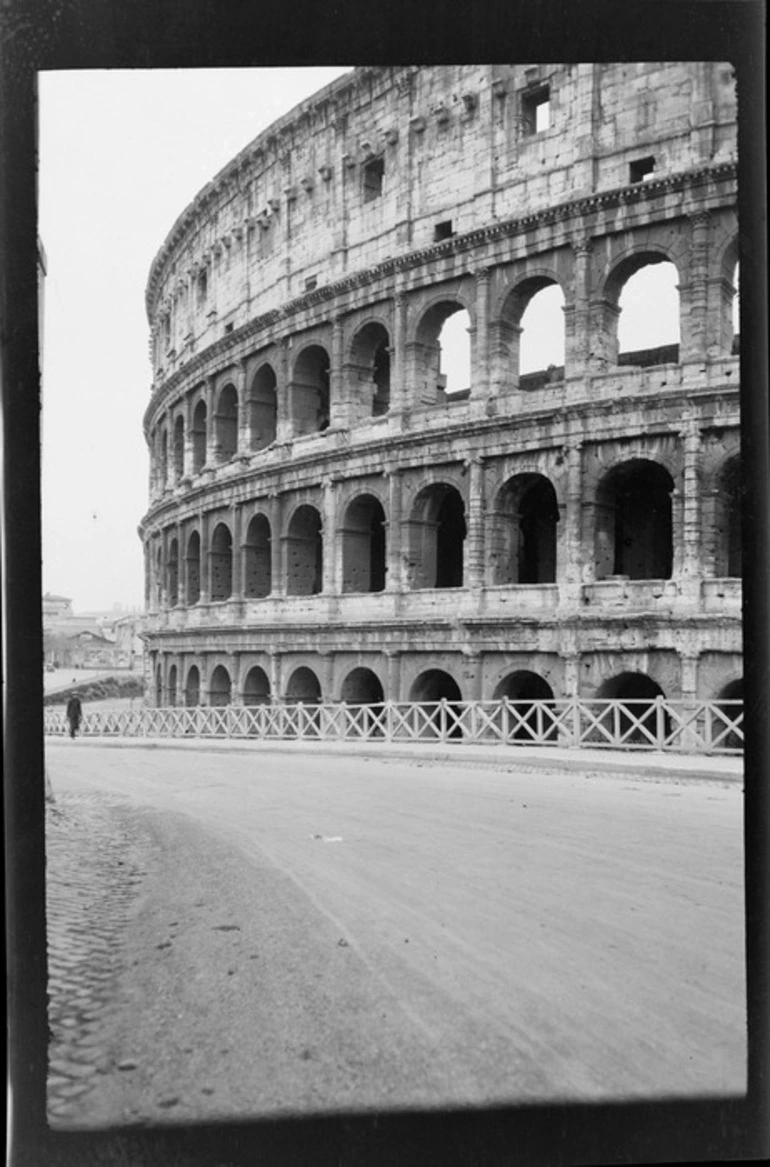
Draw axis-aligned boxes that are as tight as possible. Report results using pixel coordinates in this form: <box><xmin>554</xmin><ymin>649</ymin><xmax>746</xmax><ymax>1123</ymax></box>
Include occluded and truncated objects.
<box><xmin>45</xmin><ymin>790</ymin><xmax>153</xmax><ymax>1128</ymax></box>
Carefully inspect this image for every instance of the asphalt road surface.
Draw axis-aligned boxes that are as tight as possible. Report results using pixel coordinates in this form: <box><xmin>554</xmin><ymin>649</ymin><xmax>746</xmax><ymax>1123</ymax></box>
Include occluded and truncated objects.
<box><xmin>45</xmin><ymin>741</ymin><xmax>746</xmax><ymax>1128</ymax></box>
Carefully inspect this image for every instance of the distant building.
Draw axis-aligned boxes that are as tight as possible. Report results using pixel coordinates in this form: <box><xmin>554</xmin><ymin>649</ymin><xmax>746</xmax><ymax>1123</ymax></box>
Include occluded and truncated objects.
<box><xmin>42</xmin><ymin>592</ymin><xmax>73</xmax><ymax>622</ymax></box>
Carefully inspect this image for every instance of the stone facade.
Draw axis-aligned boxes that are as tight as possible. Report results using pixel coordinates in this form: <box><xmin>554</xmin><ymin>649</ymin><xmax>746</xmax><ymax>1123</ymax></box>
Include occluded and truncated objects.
<box><xmin>139</xmin><ymin>64</ymin><xmax>741</xmax><ymax>711</ymax></box>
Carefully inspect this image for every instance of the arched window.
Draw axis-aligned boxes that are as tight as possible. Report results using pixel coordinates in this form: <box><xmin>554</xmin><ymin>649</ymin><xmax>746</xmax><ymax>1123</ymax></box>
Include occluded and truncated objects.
<box><xmin>185</xmin><ymin>664</ymin><xmax>200</xmax><ymax>707</ymax></box>
<box><xmin>186</xmin><ymin>531</ymin><xmax>201</xmax><ymax>604</ymax></box>
<box><xmin>248</xmin><ymin>365</ymin><xmax>277</xmax><ymax>450</ymax></box>
<box><xmin>167</xmin><ymin>538</ymin><xmax>179</xmax><ymax>606</ymax></box>
<box><xmin>494</xmin><ymin>671</ymin><xmax>556</xmax><ymax>741</ymax></box>
<box><xmin>167</xmin><ymin>665</ymin><xmax>178</xmax><ymax>707</ymax></box>
<box><xmin>291</xmin><ymin>346</ymin><xmax>330</xmax><ymax>435</ymax></box>
<box><xmin>409</xmin><ymin>669</ymin><xmax>463</xmax><ymax>739</ymax></box>
<box><xmin>286</xmin><ymin>506</ymin><xmax>323</xmax><ymax>595</ymax></box>
<box><xmin>348</xmin><ymin>323</ymin><xmax>391</xmax><ymax>419</ymax></box>
<box><xmin>596</xmin><ymin>671</ymin><xmax>668</xmax><ymax>744</ymax></box>
<box><xmin>340</xmin><ymin>668</ymin><xmax>384</xmax><ymax>704</ymax></box>
<box><xmin>243</xmin><ymin>666</ymin><xmax>271</xmax><ymax>705</ymax></box>
<box><xmin>414</xmin><ymin>302</ymin><xmax>470</xmax><ymax>405</ymax></box>
<box><xmin>244</xmin><ymin>514</ymin><xmax>272</xmax><ymax>598</ymax></box>
<box><xmin>490</xmin><ymin>474</ymin><xmax>559</xmax><ymax>584</ymax></box>
<box><xmin>285</xmin><ymin>666</ymin><xmax>322</xmax><ymax>703</ymax></box>
<box><xmin>172</xmin><ymin>416</ymin><xmax>185</xmax><ymax>481</ymax></box>
<box><xmin>192</xmin><ymin>399</ymin><xmax>207</xmax><ymax>473</ymax></box>
<box><xmin>209</xmin><ymin>664</ymin><xmax>232</xmax><ymax>707</ymax></box>
<box><xmin>210</xmin><ymin>523</ymin><xmax>233</xmax><ymax>601</ymax></box>
<box><xmin>519</xmin><ymin>285</ymin><xmax>566</xmax><ymax>388</ymax></box>
<box><xmin>594</xmin><ymin>460</ymin><xmax>674</xmax><ymax>580</ymax></box>
<box><xmin>616</xmin><ymin>259</ymin><xmax>680</xmax><ymax>366</ymax></box>
<box><xmin>214</xmin><ymin>384</ymin><xmax>238</xmax><ymax>462</ymax></box>
<box><xmin>341</xmin><ymin>495</ymin><xmax>386</xmax><ymax>593</ymax></box>
<box><xmin>407</xmin><ymin>484</ymin><xmax>466</xmax><ymax>589</ymax></box>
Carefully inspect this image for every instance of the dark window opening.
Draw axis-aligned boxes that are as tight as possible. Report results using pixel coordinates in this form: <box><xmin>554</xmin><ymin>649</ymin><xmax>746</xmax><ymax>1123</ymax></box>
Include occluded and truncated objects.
<box><xmin>224</xmin><ymin>322</ymin><xmax>234</xmax><ymax>335</ymax></box>
<box><xmin>286</xmin><ymin>505</ymin><xmax>323</xmax><ymax>596</ymax></box>
<box><xmin>433</xmin><ymin>220</ymin><xmax>454</xmax><ymax>242</ymax></box>
<box><xmin>342</xmin><ymin>496</ymin><xmax>387</xmax><ymax>594</ymax></box>
<box><xmin>197</xmin><ymin>270</ymin><xmax>207</xmax><ymax>304</ymax></box>
<box><xmin>522</xmin><ymin>85</ymin><xmax>550</xmax><ymax>134</ymax></box>
<box><xmin>186</xmin><ymin>532</ymin><xmax>201</xmax><ymax>605</ymax></box>
<box><xmin>595</xmin><ymin>460</ymin><xmax>674</xmax><ymax>581</ymax></box>
<box><xmin>409</xmin><ymin>670</ymin><xmax>463</xmax><ymax>740</ymax></box>
<box><xmin>243</xmin><ymin>667</ymin><xmax>271</xmax><ymax>707</ymax></box>
<box><xmin>363</xmin><ymin>157</ymin><xmax>384</xmax><ymax>202</ymax></box>
<box><xmin>436</xmin><ymin>491</ymin><xmax>466</xmax><ymax>588</ymax></box>
<box><xmin>305</xmin><ymin>276</ymin><xmax>318</xmax><ymax>292</ymax></box>
<box><xmin>249</xmin><ymin>365</ymin><xmax>278</xmax><ymax>451</ymax></box>
<box><xmin>244</xmin><ymin>514</ymin><xmax>272</xmax><ymax>598</ymax></box>
<box><xmin>630</xmin><ymin>156</ymin><xmax>655</xmax><ymax>183</ymax></box>
<box><xmin>185</xmin><ymin>665</ymin><xmax>200</xmax><ymax>707</ymax></box>
<box><xmin>210</xmin><ymin>523</ymin><xmax>233</xmax><ymax>601</ymax></box>
<box><xmin>372</xmin><ymin>342</ymin><xmax>391</xmax><ymax>416</ymax></box>
<box><xmin>494</xmin><ymin>671</ymin><xmax>557</xmax><ymax>741</ymax></box>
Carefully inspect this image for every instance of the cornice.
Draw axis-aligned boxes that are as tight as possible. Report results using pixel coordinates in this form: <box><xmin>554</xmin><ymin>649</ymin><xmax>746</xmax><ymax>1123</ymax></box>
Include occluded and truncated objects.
<box><xmin>143</xmin><ymin>162</ymin><xmax>738</xmax><ymax>434</ymax></box>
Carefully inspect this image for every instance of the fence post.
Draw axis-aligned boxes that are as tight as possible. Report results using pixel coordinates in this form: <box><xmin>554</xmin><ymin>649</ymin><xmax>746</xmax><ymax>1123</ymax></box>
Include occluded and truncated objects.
<box><xmin>502</xmin><ymin>697</ymin><xmax>510</xmax><ymax>745</ymax></box>
<box><xmin>655</xmin><ymin>696</ymin><xmax>665</xmax><ymax>749</ymax></box>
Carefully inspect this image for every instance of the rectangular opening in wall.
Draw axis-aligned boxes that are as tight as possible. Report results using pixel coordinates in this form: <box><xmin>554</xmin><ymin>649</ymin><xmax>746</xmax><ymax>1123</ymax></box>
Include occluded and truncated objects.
<box><xmin>224</xmin><ymin>322</ymin><xmax>234</xmax><ymax>334</ymax></box>
<box><xmin>434</xmin><ymin>220</ymin><xmax>454</xmax><ymax>242</ymax></box>
<box><xmin>197</xmin><ymin>270</ymin><xmax>207</xmax><ymax>304</ymax></box>
<box><xmin>522</xmin><ymin>85</ymin><xmax>550</xmax><ymax>134</ymax></box>
<box><xmin>362</xmin><ymin>157</ymin><xmax>384</xmax><ymax>203</ymax></box>
<box><xmin>630</xmin><ymin>156</ymin><xmax>655</xmax><ymax>183</ymax></box>
<box><xmin>305</xmin><ymin>276</ymin><xmax>318</xmax><ymax>291</ymax></box>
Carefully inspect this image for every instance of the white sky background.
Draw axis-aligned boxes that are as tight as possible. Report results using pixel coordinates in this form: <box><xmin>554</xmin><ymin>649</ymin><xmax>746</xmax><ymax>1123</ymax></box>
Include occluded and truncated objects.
<box><xmin>39</xmin><ymin>68</ymin><xmax>717</xmax><ymax>613</ymax></box>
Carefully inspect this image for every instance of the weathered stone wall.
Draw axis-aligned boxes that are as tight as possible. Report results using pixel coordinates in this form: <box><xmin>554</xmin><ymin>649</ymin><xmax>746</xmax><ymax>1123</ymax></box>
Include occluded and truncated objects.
<box><xmin>139</xmin><ymin>63</ymin><xmax>741</xmax><ymax>710</ymax></box>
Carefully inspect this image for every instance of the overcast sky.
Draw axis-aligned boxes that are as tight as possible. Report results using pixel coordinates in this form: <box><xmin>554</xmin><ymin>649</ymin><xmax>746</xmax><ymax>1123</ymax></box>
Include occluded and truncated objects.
<box><xmin>38</xmin><ymin>67</ymin><xmax>691</xmax><ymax>614</ymax></box>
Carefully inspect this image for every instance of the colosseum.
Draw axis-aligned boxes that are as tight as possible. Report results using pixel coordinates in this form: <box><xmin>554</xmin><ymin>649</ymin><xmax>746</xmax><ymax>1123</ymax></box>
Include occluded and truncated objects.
<box><xmin>139</xmin><ymin>63</ymin><xmax>741</xmax><ymax>735</ymax></box>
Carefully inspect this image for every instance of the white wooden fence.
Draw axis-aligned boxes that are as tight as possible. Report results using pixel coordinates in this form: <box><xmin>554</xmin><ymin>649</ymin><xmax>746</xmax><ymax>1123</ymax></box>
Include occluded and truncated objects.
<box><xmin>44</xmin><ymin>698</ymin><xmax>744</xmax><ymax>755</ymax></box>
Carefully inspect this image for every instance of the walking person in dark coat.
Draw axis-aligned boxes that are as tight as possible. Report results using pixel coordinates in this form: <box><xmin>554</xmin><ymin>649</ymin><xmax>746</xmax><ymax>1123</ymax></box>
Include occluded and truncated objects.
<box><xmin>65</xmin><ymin>694</ymin><xmax>83</xmax><ymax>739</ymax></box>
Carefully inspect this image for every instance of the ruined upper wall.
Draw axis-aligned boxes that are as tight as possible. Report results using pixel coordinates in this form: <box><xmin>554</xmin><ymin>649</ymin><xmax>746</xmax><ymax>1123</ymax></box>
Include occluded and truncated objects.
<box><xmin>146</xmin><ymin>63</ymin><xmax>737</xmax><ymax>382</ymax></box>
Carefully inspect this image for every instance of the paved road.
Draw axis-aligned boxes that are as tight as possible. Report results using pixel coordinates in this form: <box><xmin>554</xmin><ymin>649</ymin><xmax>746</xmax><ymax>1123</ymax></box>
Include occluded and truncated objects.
<box><xmin>45</xmin><ymin>741</ymin><xmax>746</xmax><ymax>1128</ymax></box>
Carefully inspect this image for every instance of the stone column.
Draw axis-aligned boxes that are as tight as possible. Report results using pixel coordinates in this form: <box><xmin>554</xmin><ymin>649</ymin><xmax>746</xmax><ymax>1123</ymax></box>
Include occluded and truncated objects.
<box><xmin>558</xmin><ymin>442</ymin><xmax>584</xmax><ymax>600</ymax></box>
<box><xmin>588</xmin><ymin>297</ymin><xmax>621</xmax><ymax>372</ymax></box>
<box><xmin>276</xmin><ymin>339</ymin><xmax>292</xmax><ymax>442</ymax></box>
<box><xmin>231</xmin><ymin>503</ymin><xmax>243</xmax><ymax>599</ymax></box>
<box><xmin>462</xmin><ymin>651</ymin><xmax>484</xmax><ymax>700</ymax></box>
<box><xmin>488</xmin><ymin>319</ymin><xmax>520</xmax><ymax>395</ymax></box>
<box><xmin>183</xmin><ymin>394</ymin><xmax>194</xmax><ymax>479</ymax></box>
<box><xmin>205</xmin><ymin>376</ymin><xmax>217</xmax><ymax>465</ymax></box>
<box><xmin>199</xmin><ymin>510</ymin><xmax>210</xmax><ymax>604</ymax></box>
<box><xmin>385</xmin><ymin>470</ymin><xmax>402</xmax><ymax>592</ymax></box>
<box><xmin>330</xmin><ymin>315</ymin><xmax>346</xmax><ymax>428</ymax></box>
<box><xmin>465</xmin><ymin>457</ymin><xmax>485</xmax><ymax>590</ymax></box>
<box><xmin>681</xmin><ymin>211</ymin><xmax>710</xmax><ymax>361</ymax></box>
<box><xmin>321</xmin><ymin>477</ymin><xmax>337</xmax><ymax>594</ymax></box>
<box><xmin>680</xmin><ymin>651</ymin><xmax>700</xmax><ymax>704</ymax></box>
<box><xmin>390</xmin><ymin>291</ymin><xmax>407</xmax><ymax>411</ymax></box>
<box><xmin>234</xmin><ymin>360</ymin><xmax>250</xmax><ymax>454</ymax></box>
<box><xmin>473</xmin><ymin>268</ymin><xmax>491</xmax><ymax>399</ymax></box>
<box><xmin>268</xmin><ymin>650</ymin><xmax>282</xmax><ymax>702</ymax></box>
<box><xmin>679</xmin><ymin>419</ymin><xmax>702</xmax><ymax>599</ymax></box>
<box><xmin>230</xmin><ymin>654</ymin><xmax>243</xmax><ymax>706</ymax></box>
<box><xmin>562</xmin><ymin>652</ymin><xmax>580</xmax><ymax>700</ymax></box>
<box><xmin>270</xmin><ymin>493</ymin><xmax>284</xmax><ymax>596</ymax></box>
<box><xmin>567</xmin><ymin>237</ymin><xmax>592</xmax><ymax>376</ymax></box>
<box><xmin>385</xmin><ymin>649</ymin><xmax>401</xmax><ymax>702</ymax></box>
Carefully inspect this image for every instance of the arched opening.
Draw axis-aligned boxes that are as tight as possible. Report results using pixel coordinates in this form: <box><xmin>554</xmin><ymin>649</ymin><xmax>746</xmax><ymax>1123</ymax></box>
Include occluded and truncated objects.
<box><xmin>285</xmin><ymin>666</ymin><xmax>322</xmax><ymax>703</ymax></box>
<box><xmin>167</xmin><ymin>538</ymin><xmax>179</xmax><ymax>606</ymax></box>
<box><xmin>214</xmin><ymin>384</ymin><xmax>238</xmax><ymax>462</ymax></box>
<box><xmin>249</xmin><ymin>364</ymin><xmax>277</xmax><ymax>450</ymax></box>
<box><xmin>409</xmin><ymin>669</ymin><xmax>463</xmax><ymax>738</ymax></box>
<box><xmin>191</xmin><ymin>399</ymin><xmax>207</xmax><ymax>473</ymax></box>
<box><xmin>209</xmin><ymin>664</ymin><xmax>232</xmax><ymax>707</ymax></box>
<box><xmin>414</xmin><ymin>302</ymin><xmax>470</xmax><ymax>405</ymax></box>
<box><xmin>286</xmin><ymin>505</ymin><xmax>323</xmax><ymax>595</ymax></box>
<box><xmin>494</xmin><ymin>671</ymin><xmax>556</xmax><ymax>741</ymax></box>
<box><xmin>341</xmin><ymin>495</ymin><xmax>386</xmax><ymax>593</ymax></box>
<box><xmin>210</xmin><ymin>523</ymin><xmax>233</xmax><ymax>601</ymax></box>
<box><xmin>172</xmin><ymin>416</ymin><xmax>185</xmax><ymax>481</ymax></box>
<box><xmin>244</xmin><ymin>514</ymin><xmax>272</xmax><ymax>598</ymax></box>
<box><xmin>186</xmin><ymin>530</ymin><xmax>201</xmax><ymax>604</ymax></box>
<box><xmin>243</xmin><ymin>666</ymin><xmax>271</xmax><ymax>705</ymax></box>
<box><xmin>340</xmin><ymin>667</ymin><xmax>384</xmax><ymax>704</ymax></box>
<box><xmin>348</xmin><ymin>323</ymin><xmax>391</xmax><ymax>418</ymax></box>
<box><xmin>185</xmin><ymin>664</ymin><xmax>200</xmax><ymax>707</ymax></box>
<box><xmin>154</xmin><ymin>547</ymin><xmax>163</xmax><ymax>608</ymax></box>
<box><xmin>596</xmin><ymin>671</ymin><xmax>667</xmax><ymax>745</ymax></box>
<box><xmin>616</xmin><ymin>259</ymin><xmax>680</xmax><ymax>366</ymax></box>
<box><xmin>408</xmin><ymin>484</ymin><xmax>467</xmax><ymax>589</ymax></box>
<box><xmin>518</xmin><ymin>284</ymin><xmax>566</xmax><ymax>389</ymax></box>
<box><xmin>167</xmin><ymin>664</ymin><xmax>178</xmax><ymax>707</ymax></box>
<box><xmin>490</xmin><ymin>474</ymin><xmax>559</xmax><ymax>584</ymax></box>
<box><xmin>291</xmin><ymin>345</ymin><xmax>330</xmax><ymax>435</ymax></box>
<box><xmin>594</xmin><ymin>460</ymin><xmax>674</xmax><ymax>580</ymax></box>
<box><xmin>155</xmin><ymin>664</ymin><xmax>163</xmax><ymax>707</ymax></box>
